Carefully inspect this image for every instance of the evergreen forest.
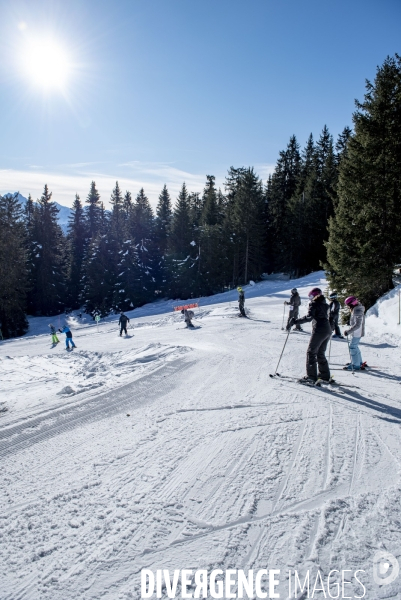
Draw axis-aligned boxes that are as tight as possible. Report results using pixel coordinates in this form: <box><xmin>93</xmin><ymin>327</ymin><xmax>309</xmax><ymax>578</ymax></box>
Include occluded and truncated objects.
<box><xmin>1</xmin><ymin>54</ymin><xmax>401</xmax><ymax>338</ymax></box>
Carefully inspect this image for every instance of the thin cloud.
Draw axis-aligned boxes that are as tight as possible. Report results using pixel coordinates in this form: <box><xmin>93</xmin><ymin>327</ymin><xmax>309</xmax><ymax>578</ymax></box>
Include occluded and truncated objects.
<box><xmin>0</xmin><ymin>167</ymin><xmax>207</xmax><ymax>209</ymax></box>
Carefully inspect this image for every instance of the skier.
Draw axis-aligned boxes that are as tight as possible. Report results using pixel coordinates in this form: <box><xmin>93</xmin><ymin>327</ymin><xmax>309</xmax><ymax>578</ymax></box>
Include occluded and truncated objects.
<box><xmin>329</xmin><ymin>292</ymin><xmax>344</xmax><ymax>338</ymax></box>
<box><xmin>237</xmin><ymin>286</ymin><xmax>246</xmax><ymax>317</ymax></box>
<box><xmin>292</xmin><ymin>287</ymin><xmax>332</xmax><ymax>383</ymax></box>
<box><xmin>48</xmin><ymin>324</ymin><xmax>60</xmax><ymax>345</ymax></box>
<box><xmin>119</xmin><ymin>311</ymin><xmax>130</xmax><ymax>336</ymax></box>
<box><xmin>58</xmin><ymin>325</ymin><xmax>76</xmax><ymax>350</ymax></box>
<box><xmin>181</xmin><ymin>308</ymin><xmax>195</xmax><ymax>328</ymax></box>
<box><xmin>343</xmin><ymin>296</ymin><xmax>366</xmax><ymax>370</ymax></box>
<box><xmin>285</xmin><ymin>288</ymin><xmax>302</xmax><ymax>331</ymax></box>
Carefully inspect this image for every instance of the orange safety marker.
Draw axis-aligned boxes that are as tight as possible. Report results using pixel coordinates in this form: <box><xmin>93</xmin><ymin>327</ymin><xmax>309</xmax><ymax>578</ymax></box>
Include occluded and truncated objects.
<box><xmin>173</xmin><ymin>303</ymin><xmax>199</xmax><ymax>311</ymax></box>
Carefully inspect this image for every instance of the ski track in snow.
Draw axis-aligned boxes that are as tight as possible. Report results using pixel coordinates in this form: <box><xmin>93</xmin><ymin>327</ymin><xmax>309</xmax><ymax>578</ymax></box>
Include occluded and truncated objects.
<box><xmin>1</xmin><ymin>272</ymin><xmax>401</xmax><ymax>599</ymax></box>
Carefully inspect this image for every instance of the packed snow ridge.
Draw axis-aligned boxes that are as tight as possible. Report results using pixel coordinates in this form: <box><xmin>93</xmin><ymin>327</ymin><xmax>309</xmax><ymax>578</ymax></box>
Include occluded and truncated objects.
<box><xmin>1</xmin><ymin>271</ymin><xmax>401</xmax><ymax>599</ymax></box>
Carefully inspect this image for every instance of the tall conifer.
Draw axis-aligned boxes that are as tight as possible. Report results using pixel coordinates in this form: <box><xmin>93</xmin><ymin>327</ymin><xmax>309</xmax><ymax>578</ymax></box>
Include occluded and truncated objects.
<box><xmin>325</xmin><ymin>55</ymin><xmax>401</xmax><ymax>307</ymax></box>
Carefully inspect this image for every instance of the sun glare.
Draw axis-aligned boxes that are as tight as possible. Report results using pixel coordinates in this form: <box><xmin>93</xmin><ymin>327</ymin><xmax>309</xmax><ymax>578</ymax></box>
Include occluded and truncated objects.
<box><xmin>21</xmin><ymin>39</ymin><xmax>71</xmax><ymax>91</ymax></box>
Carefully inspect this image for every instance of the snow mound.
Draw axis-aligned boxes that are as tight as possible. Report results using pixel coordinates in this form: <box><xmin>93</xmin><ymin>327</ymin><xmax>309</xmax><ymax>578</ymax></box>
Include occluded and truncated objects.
<box><xmin>57</xmin><ymin>385</ymin><xmax>75</xmax><ymax>395</ymax></box>
<box><xmin>366</xmin><ymin>284</ymin><xmax>401</xmax><ymax>339</ymax></box>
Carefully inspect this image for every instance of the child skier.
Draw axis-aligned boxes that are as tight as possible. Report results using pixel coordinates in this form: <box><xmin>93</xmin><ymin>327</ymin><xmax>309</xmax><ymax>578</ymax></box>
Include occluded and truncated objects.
<box><xmin>285</xmin><ymin>288</ymin><xmax>302</xmax><ymax>331</ymax></box>
<box><xmin>181</xmin><ymin>309</ymin><xmax>195</xmax><ymax>328</ymax></box>
<box><xmin>119</xmin><ymin>312</ymin><xmax>130</xmax><ymax>336</ymax></box>
<box><xmin>58</xmin><ymin>325</ymin><xmax>76</xmax><ymax>350</ymax></box>
<box><xmin>293</xmin><ymin>287</ymin><xmax>332</xmax><ymax>383</ymax></box>
<box><xmin>343</xmin><ymin>296</ymin><xmax>366</xmax><ymax>370</ymax></box>
<box><xmin>237</xmin><ymin>286</ymin><xmax>246</xmax><ymax>317</ymax></box>
<box><xmin>48</xmin><ymin>324</ymin><xmax>60</xmax><ymax>345</ymax></box>
<box><xmin>329</xmin><ymin>292</ymin><xmax>344</xmax><ymax>338</ymax></box>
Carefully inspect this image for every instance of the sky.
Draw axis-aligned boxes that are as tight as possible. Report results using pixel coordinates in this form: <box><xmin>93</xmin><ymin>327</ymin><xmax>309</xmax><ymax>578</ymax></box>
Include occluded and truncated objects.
<box><xmin>0</xmin><ymin>0</ymin><xmax>400</xmax><ymax>209</ymax></box>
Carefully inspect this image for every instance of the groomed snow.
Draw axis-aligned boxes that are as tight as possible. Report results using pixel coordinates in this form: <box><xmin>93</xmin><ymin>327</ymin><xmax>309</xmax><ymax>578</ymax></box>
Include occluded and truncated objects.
<box><xmin>1</xmin><ymin>272</ymin><xmax>401</xmax><ymax>599</ymax></box>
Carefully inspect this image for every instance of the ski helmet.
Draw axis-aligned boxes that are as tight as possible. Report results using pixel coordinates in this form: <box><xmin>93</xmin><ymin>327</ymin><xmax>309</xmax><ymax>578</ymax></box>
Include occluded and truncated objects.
<box><xmin>345</xmin><ymin>295</ymin><xmax>358</xmax><ymax>307</ymax></box>
<box><xmin>237</xmin><ymin>286</ymin><xmax>243</xmax><ymax>292</ymax></box>
<box><xmin>291</xmin><ymin>288</ymin><xmax>297</xmax><ymax>294</ymax></box>
<box><xmin>308</xmin><ymin>287</ymin><xmax>322</xmax><ymax>299</ymax></box>
<box><xmin>329</xmin><ymin>292</ymin><xmax>338</xmax><ymax>299</ymax></box>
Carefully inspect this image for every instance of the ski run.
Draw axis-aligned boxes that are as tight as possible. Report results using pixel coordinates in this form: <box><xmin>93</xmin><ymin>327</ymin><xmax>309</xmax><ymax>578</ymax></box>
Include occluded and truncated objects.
<box><xmin>1</xmin><ymin>271</ymin><xmax>401</xmax><ymax>600</ymax></box>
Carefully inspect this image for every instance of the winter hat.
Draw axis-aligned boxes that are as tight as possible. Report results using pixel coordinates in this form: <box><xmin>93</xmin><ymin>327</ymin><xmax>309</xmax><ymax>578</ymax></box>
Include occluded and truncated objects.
<box><xmin>329</xmin><ymin>292</ymin><xmax>338</xmax><ymax>299</ymax></box>
<box><xmin>181</xmin><ymin>309</ymin><xmax>185</xmax><ymax>314</ymax></box>
<box><xmin>291</xmin><ymin>288</ymin><xmax>297</xmax><ymax>294</ymax></box>
<box><xmin>308</xmin><ymin>288</ymin><xmax>322</xmax><ymax>299</ymax></box>
<box><xmin>345</xmin><ymin>295</ymin><xmax>358</xmax><ymax>307</ymax></box>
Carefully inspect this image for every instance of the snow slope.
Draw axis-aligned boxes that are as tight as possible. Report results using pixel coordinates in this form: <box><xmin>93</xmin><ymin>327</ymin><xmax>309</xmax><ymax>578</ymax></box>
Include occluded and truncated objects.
<box><xmin>1</xmin><ymin>273</ymin><xmax>401</xmax><ymax>599</ymax></box>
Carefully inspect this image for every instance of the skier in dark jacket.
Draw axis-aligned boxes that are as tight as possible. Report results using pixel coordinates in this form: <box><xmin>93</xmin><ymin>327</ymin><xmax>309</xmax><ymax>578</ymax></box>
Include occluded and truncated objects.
<box><xmin>237</xmin><ymin>287</ymin><xmax>246</xmax><ymax>317</ymax></box>
<box><xmin>59</xmin><ymin>325</ymin><xmax>76</xmax><ymax>350</ymax></box>
<box><xmin>285</xmin><ymin>288</ymin><xmax>302</xmax><ymax>331</ymax></box>
<box><xmin>293</xmin><ymin>287</ymin><xmax>332</xmax><ymax>383</ymax></box>
<box><xmin>329</xmin><ymin>292</ymin><xmax>344</xmax><ymax>338</ymax></box>
<box><xmin>119</xmin><ymin>312</ymin><xmax>130</xmax><ymax>336</ymax></box>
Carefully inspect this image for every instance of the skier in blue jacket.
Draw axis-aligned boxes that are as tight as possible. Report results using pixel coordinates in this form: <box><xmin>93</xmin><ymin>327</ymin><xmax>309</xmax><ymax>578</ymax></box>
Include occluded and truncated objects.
<box><xmin>59</xmin><ymin>325</ymin><xmax>76</xmax><ymax>349</ymax></box>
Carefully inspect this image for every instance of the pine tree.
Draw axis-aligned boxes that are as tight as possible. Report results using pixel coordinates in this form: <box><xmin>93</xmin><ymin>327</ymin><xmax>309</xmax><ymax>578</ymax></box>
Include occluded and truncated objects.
<box><xmin>81</xmin><ymin>234</ymin><xmax>116</xmax><ymax>316</ymax></box>
<box><xmin>25</xmin><ymin>194</ymin><xmax>35</xmax><ymax>226</ymax></box>
<box><xmin>26</xmin><ymin>185</ymin><xmax>66</xmax><ymax>315</ymax></box>
<box><xmin>170</xmin><ymin>183</ymin><xmax>192</xmax><ymax>254</ymax></box>
<box><xmin>197</xmin><ymin>176</ymin><xmax>225</xmax><ymax>293</ymax></box>
<box><xmin>232</xmin><ymin>168</ymin><xmax>266</xmax><ymax>284</ymax></box>
<box><xmin>267</xmin><ymin>136</ymin><xmax>301</xmax><ymax>271</ymax></box>
<box><xmin>0</xmin><ymin>194</ymin><xmax>29</xmax><ymax>338</ymax></box>
<box><xmin>201</xmin><ymin>175</ymin><xmax>218</xmax><ymax>226</ymax></box>
<box><xmin>325</xmin><ymin>54</ymin><xmax>401</xmax><ymax>308</ymax></box>
<box><xmin>155</xmin><ymin>185</ymin><xmax>172</xmax><ymax>256</ymax></box>
<box><xmin>154</xmin><ymin>185</ymin><xmax>173</xmax><ymax>295</ymax></box>
<box><xmin>109</xmin><ymin>181</ymin><xmax>124</xmax><ymax>240</ymax></box>
<box><xmin>86</xmin><ymin>181</ymin><xmax>102</xmax><ymax>238</ymax></box>
<box><xmin>126</xmin><ymin>188</ymin><xmax>156</xmax><ymax>305</ymax></box>
<box><xmin>122</xmin><ymin>190</ymin><xmax>133</xmax><ymax>234</ymax></box>
<box><xmin>168</xmin><ymin>183</ymin><xmax>199</xmax><ymax>296</ymax></box>
<box><xmin>114</xmin><ymin>239</ymin><xmax>141</xmax><ymax>310</ymax></box>
<box><xmin>67</xmin><ymin>194</ymin><xmax>87</xmax><ymax>309</ymax></box>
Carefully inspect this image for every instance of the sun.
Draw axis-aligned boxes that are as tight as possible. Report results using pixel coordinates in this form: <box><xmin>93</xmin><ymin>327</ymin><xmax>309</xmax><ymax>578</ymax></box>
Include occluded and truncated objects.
<box><xmin>21</xmin><ymin>38</ymin><xmax>71</xmax><ymax>91</ymax></box>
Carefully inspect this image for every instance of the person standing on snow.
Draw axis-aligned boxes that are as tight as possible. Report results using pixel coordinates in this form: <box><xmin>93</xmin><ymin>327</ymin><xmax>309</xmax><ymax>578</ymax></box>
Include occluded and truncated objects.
<box><xmin>181</xmin><ymin>308</ymin><xmax>195</xmax><ymax>328</ymax></box>
<box><xmin>58</xmin><ymin>325</ymin><xmax>76</xmax><ymax>350</ymax></box>
<box><xmin>237</xmin><ymin>286</ymin><xmax>246</xmax><ymax>317</ymax></box>
<box><xmin>119</xmin><ymin>312</ymin><xmax>130</xmax><ymax>336</ymax></box>
<box><xmin>329</xmin><ymin>292</ymin><xmax>344</xmax><ymax>338</ymax></box>
<box><xmin>48</xmin><ymin>324</ymin><xmax>60</xmax><ymax>344</ymax></box>
<box><xmin>343</xmin><ymin>296</ymin><xmax>366</xmax><ymax>370</ymax></box>
<box><xmin>292</xmin><ymin>287</ymin><xmax>332</xmax><ymax>383</ymax></box>
<box><xmin>285</xmin><ymin>288</ymin><xmax>302</xmax><ymax>331</ymax></box>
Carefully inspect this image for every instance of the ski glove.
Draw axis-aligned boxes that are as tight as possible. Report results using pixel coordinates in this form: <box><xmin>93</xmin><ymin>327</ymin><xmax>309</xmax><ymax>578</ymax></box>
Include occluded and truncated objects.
<box><xmin>344</xmin><ymin>330</ymin><xmax>349</xmax><ymax>336</ymax></box>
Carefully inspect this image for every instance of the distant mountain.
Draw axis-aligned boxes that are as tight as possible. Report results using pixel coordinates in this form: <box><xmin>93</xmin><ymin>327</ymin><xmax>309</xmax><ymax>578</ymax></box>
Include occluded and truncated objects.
<box><xmin>4</xmin><ymin>192</ymin><xmax>72</xmax><ymax>233</ymax></box>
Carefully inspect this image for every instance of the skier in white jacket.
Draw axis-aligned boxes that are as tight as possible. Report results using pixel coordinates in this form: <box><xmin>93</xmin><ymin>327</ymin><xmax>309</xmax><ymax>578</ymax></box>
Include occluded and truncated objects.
<box><xmin>343</xmin><ymin>296</ymin><xmax>366</xmax><ymax>370</ymax></box>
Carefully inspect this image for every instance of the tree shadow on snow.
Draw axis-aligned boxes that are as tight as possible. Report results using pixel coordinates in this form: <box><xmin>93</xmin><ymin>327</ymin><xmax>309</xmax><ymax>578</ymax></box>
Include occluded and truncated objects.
<box><xmin>340</xmin><ymin>388</ymin><xmax>401</xmax><ymax>424</ymax></box>
<box><xmin>360</xmin><ymin>342</ymin><xmax>398</xmax><ymax>349</ymax></box>
<box><xmin>362</xmin><ymin>369</ymin><xmax>401</xmax><ymax>383</ymax></box>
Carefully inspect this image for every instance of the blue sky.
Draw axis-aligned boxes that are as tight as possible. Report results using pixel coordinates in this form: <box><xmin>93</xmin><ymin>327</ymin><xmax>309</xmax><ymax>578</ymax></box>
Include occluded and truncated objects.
<box><xmin>0</xmin><ymin>0</ymin><xmax>400</xmax><ymax>208</ymax></box>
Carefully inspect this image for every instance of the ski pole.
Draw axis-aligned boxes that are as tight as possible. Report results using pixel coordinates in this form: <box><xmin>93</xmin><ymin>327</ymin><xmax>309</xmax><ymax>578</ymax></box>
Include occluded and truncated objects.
<box><xmin>281</xmin><ymin>303</ymin><xmax>286</xmax><ymax>330</ymax></box>
<box><xmin>346</xmin><ymin>335</ymin><xmax>355</xmax><ymax>375</ymax></box>
<box><xmin>328</xmin><ymin>336</ymin><xmax>332</xmax><ymax>366</ymax></box>
<box><xmin>269</xmin><ymin>329</ymin><xmax>291</xmax><ymax>378</ymax></box>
